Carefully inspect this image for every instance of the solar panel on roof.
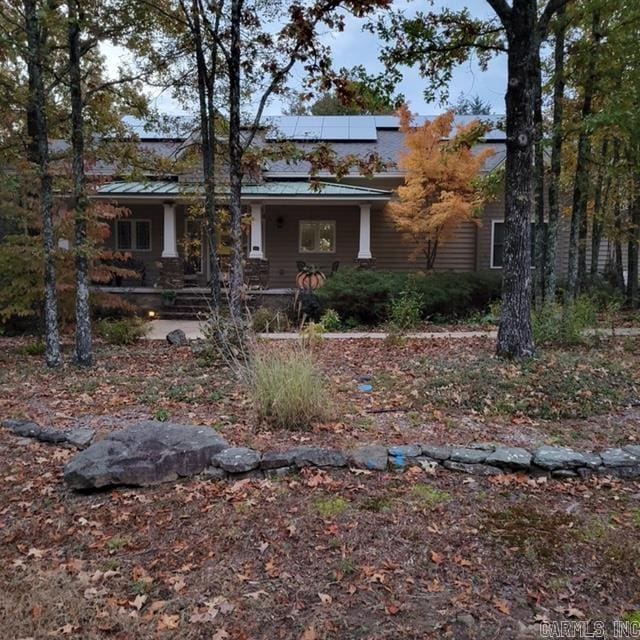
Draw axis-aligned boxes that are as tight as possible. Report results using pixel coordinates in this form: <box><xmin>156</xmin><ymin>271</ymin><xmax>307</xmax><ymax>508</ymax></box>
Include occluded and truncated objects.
<box><xmin>320</xmin><ymin>125</ymin><xmax>349</xmax><ymax>139</ymax></box>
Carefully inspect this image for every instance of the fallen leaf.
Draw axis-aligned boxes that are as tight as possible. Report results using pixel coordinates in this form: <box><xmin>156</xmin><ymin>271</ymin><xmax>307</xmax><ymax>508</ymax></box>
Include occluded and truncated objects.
<box><xmin>157</xmin><ymin>614</ymin><xmax>180</xmax><ymax>631</ymax></box>
<box><xmin>300</xmin><ymin>626</ymin><xmax>317</xmax><ymax>640</ymax></box>
<box><xmin>129</xmin><ymin>594</ymin><xmax>147</xmax><ymax>611</ymax></box>
<box><xmin>493</xmin><ymin>598</ymin><xmax>511</xmax><ymax>615</ymax></box>
<box><xmin>318</xmin><ymin>593</ymin><xmax>332</xmax><ymax>605</ymax></box>
<box><xmin>430</xmin><ymin>550</ymin><xmax>443</xmax><ymax>565</ymax></box>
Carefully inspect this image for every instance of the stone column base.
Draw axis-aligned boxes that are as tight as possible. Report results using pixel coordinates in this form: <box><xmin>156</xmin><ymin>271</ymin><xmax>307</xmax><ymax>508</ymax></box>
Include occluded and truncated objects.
<box><xmin>159</xmin><ymin>257</ymin><xmax>185</xmax><ymax>289</ymax></box>
<box><xmin>245</xmin><ymin>258</ymin><xmax>270</xmax><ymax>289</ymax></box>
<box><xmin>355</xmin><ymin>258</ymin><xmax>375</xmax><ymax>270</ymax></box>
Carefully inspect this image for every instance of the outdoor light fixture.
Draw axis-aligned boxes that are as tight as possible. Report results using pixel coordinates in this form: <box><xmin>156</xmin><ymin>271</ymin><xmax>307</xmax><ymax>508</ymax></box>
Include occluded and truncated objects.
<box><xmin>148</xmin><ymin>310</ymin><xmax>156</xmax><ymax>318</ymax></box>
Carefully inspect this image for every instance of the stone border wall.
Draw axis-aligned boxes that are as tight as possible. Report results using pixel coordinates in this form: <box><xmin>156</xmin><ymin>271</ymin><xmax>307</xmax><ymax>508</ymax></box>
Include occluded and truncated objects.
<box><xmin>4</xmin><ymin>419</ymin><xmax>640</xmax><ymax>488</ymax></box>
<box><xmin>206</xmin><ymin>443</ymin><xmax>640</xmax><ymax>481</ymax></box>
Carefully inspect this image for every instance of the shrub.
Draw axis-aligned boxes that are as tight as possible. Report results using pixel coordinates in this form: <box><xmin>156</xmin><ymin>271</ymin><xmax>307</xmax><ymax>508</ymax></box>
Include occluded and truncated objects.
<box><xmin>300</xmin><ymin>320</ymin><xmax>325</xmax><ymax>348</ymax></box>
<box><xmin>319</xmin><ymin>308</ymin><xmax>341</xmax><ymax>331</ymax></box>
<box><xmin>316</xmin><ymin>269</ymin><xmax>405</xmax><ymax>325</ymax></box>
<box><xmin>410</xmin><ymin>271</ymin><xmax>502</xmax><ymax>320</ymax></box>
<box><xmin>247</xmin><ymin>346</ymin><xmax>331</xmax><ymax>429</ymax></box>
<box><xmin>317</xmin><ymin>269</ymin><xmax>502</xmax><ymax>326</ymax></box>
<box><xmin>533</xmin><ymin>295</ymin><xmax>598</xmax><ymax>346</ymax></box>
<box><xmin>250</xmin><ymin>307</ymin><xmax>290</xmax><ymax>333</ymax></box>
<box><xmin>20</xmin><ymin>340</ymin><xmax>46</xmax><ymax>356</ymax></box>
<box><xmin>390</xmin><ymin>290</ymin><xmax>424</xmax><ymax>330</ymax></box>
<box><xmin>98</xmin><ymin>317</ymin><xmax>149</xmax><ymax>345</ymax></box>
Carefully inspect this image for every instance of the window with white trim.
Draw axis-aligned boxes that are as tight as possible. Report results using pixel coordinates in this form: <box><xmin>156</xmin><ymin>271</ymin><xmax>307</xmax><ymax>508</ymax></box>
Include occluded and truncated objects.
<box><xmin>116</xmin><ymin>219</ymin><xmax>151</xmax><ymax>251</ymax></box>
<box><xmin>491</xmin><ymin>221</ymin><xmax>544</xmax><ymax>268</ymax></box>
<box><xmin>299</xmin><ymin>220</ymin><xmax>336</xmax><ymax>253</ymax></box>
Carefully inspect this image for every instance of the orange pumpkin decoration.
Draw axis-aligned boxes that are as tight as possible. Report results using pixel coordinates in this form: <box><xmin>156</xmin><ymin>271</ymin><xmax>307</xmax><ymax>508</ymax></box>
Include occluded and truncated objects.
<box><xmin>296</xmin><ymin>267</ymin><xmax>326</xmax><ymax>290</ymax></box>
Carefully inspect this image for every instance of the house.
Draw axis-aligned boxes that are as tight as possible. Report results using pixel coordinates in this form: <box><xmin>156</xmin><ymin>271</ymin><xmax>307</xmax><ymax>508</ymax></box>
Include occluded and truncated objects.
<box><xmin>92</xmin><ymin>114</ymin><xmax>597</xmax><ymax>312</ymax></box>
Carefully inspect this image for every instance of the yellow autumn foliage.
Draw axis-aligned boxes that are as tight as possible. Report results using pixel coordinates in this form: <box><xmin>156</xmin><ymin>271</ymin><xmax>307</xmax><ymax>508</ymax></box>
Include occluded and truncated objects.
<box><xmin>388</xmin><ymin>106</ymin><xmax>495</xmax><ymax>269</ymax></box>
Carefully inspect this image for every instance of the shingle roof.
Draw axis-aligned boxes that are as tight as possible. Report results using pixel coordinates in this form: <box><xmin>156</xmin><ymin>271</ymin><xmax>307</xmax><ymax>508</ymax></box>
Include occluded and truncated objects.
<box><xmin>96</xmin><ymin>180</ymin><xmax>391</xmax><ymax>200</ymax></box>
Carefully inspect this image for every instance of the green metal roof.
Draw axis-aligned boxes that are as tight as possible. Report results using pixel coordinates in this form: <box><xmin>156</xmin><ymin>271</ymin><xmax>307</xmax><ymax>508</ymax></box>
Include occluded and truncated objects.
<box><xmin>96</xmin><ymin>180</ymin><xmax>390</xmax><ymax>199</ymax></box>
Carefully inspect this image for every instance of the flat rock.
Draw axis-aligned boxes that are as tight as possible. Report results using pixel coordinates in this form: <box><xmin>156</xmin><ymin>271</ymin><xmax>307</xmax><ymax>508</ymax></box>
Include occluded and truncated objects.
<box><xmin>600</xmin><ymin>448</ymin><xmax>638</xmax><ymax>467</ymax></box>
<box><xmin>552</xmin><ymin>469</ymin><xmax>579</xmax><ymax>479</ymax></box>
<box><xmin>449</xmin><ymin>447</ymin><xmax>488</xmax><ymax>464</ymax></box>
<box><xmin>292</xmin><ymin>447</ymin><xmax>347</xmax><ymax>468</ymax></box>
<box><xmin>65</xmin><ymin>427</ymin><xmax>95</xmax><ymax>449</ymax></box>
<box><xmin>213</xmin><ymin>447</ymin><xmax>261</xmax><ymax>473</ymax></box>
<box><xmin>421</xmin><ymin>445</ymin><xmax>452</xmax><ymax>461</ymax></box>
<box><xmin>485</xmin><ymin>447</ymin><xmax>532</xmax><ymax>470</ymax></box>
<box><xmin>349</xmin><ymin>445</ymin><xmax>389</xmax><ymax>471</ymax></box>
<box><xmin>532</xmin><ymin>446</ymin><xmax>587</xmax><ymax>470</ymax></box>
<box><xmin>261</xmin><ymin>450</ymin><xmax>296</xmax><ymax>470</ymax></box>
<box><xmin>623</xmin><ymin>445</ymin><xmax>640</xmax><ymax>458</ymax></box>
<box><xmin>443</xmin><ymin>460</ymin><xmax>502</xmax><ymax>476</ymax></box>
<box><xmin>166</xmin><ymin>329</ymin><xmax>188</xmax><ymax>346</ymax></box>
<box><xmin>612</xmin><ymin>465</ymin><xmax>640</xmax><ymax>479</ymax></box>
<box><xmin>64</xmin><ymin>421</ymin><xmax>228</xmax><ymax>490</ymax></box>
<box><xmin>582</xmin><ymin>452</ymin><xmax>602</xmax><ymax>469</ymax></box>
<box><xmin>264</xmin><ymin>466</ymin><xmax>294</xmax><ymax>479</ymax></box>
<box><xmin>2</xmin><ymin>419</ymin><xmax>42</xmax><ymax>438</ymax></box>
<box><xmin>203</xmin><ymin>466</ymin><xmax>227</xmax><ymax>480</ymax></box>
<box><xmin>388</xmin><ymin>445</ymin><xmax>421</xmax><ymax>469</ymax></box>
<box><xmin>38</xmin><ymin>428</ymin><xmax>68</xmax><ymax>444</ymax></box>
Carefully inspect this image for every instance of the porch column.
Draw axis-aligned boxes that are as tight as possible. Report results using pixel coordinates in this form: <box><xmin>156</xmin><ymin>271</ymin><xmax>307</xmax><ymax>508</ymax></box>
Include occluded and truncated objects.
<box><xmin>161</xmin><ymin>201</ymin><xmax>178</xmax><ymax>258</ymax></box>
<box><xmin>249</xmin><ymin>203</ymin><xmax>264</xmax><ymax>259</ymax></box>
<box><xmin>357</xmin><ymin>203</ymin><xmax>372</xmax><ymax>259</ymax></box>
<box><xmin>160</xmin><ymin>201</ymin><xmax>183</xmax><ymax>289</ymax></box>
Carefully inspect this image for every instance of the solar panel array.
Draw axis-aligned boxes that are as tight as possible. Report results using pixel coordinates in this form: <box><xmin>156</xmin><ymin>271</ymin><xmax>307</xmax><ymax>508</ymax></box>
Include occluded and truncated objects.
<box><xmin>265</xmin><ymin>115</ymin><xmax>384</xmax><ymax>141</ymax></box>
<box><xmin>264</xmin><ymin>114</ymin><xmax>505</xmax><ymax>142</ymax></box>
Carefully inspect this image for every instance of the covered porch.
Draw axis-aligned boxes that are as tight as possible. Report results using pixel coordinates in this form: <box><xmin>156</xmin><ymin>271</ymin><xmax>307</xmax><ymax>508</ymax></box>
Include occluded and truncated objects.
<box><xmin>94</xmin><ymin>180</ymin><xmax>390</xmax><ymax>292</ymax></box>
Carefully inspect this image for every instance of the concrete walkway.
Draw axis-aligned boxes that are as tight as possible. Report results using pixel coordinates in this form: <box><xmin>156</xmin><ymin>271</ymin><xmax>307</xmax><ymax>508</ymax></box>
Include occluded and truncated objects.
<box><xmin>146</xmin><ymin>319</ymin><xmax>640</xmax><ymax>341</ymax></box>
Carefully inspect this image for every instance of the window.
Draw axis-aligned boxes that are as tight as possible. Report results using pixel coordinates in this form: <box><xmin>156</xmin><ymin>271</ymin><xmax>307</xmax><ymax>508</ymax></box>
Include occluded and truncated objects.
<box><xmin>491</xmin><ymin>221</ymin><xmax>544</xmax><ymax>268</ymax></box>
<box><xmin>115</xmin><ymin>220</ymin><xmax>151</xmax><ymax>251</ymax></box>
<box><xmin>299</xmin><ymin>221</ymin><xmax>336</xmax><ymax>253</ymax></box>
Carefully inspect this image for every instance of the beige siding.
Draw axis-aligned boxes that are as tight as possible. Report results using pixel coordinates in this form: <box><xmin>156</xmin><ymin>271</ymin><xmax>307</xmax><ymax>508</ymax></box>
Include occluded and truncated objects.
<box><xmin>264</xmin><ymin>205</ymin><xmax>359</xmax><ymax>288</ymax></box>
<box><xmin>371</xmin><ymin>208</ymin><xmax>477</xmax><ymax>272</ymax></box>
<box><xmin>104</xmin><ymin>203</ymin><xmax>193</xmax><ymax>286</ymax></box>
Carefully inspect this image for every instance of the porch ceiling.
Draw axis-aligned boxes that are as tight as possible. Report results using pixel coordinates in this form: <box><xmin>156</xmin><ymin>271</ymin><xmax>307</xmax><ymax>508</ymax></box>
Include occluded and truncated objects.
<box><xmin>96</xmin><ymin>180</ymin><xmax>391</xmax><ymax>201</ymax></box>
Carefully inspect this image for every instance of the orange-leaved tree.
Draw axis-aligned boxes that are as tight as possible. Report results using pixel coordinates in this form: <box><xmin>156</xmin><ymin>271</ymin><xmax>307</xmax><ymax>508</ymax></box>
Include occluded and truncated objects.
<box><xmin>388</xmin><ymin>106</ymin><xmax>495</xmax><ymax>270</ymax></box>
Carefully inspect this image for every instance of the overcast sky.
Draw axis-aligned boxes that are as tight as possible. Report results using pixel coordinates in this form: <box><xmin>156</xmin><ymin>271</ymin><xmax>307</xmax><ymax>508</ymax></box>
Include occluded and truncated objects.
<box><xmin>105</xmin><ymin>1</ymin><xmax>507</xmax><ymax>116</ymax></box>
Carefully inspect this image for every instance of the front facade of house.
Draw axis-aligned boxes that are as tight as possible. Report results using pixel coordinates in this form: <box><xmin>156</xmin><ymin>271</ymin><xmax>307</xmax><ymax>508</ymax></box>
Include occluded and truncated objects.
<box><xmin>93</xmin><ymin>115</ymin><xmax>607</xmax><ymax>304</ymax></box>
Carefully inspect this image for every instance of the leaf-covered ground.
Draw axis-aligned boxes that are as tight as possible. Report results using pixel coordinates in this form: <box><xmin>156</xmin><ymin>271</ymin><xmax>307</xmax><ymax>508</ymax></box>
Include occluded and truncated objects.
<box><xmin>1</xmin><ymin>335</ymin><xmax>639</xmax><ymax>451</ymax></box>
<box><xmin>2</xmin><ymin>439</ymin><xmax>640</xmax><ymax>639</ymax></box>
<box><xmin>1</xmin><ymin>336</ymin><xmax>640</xmax><ymax>638</ymax></box>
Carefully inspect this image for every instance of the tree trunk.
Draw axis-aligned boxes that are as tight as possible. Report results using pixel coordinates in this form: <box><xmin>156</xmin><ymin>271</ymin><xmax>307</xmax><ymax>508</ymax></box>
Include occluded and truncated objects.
<box><xmin>627</xmin><ymin>172</ymin><xmax>640</xmax><ymax>308</ymax></box>
<box><xmin>190</xmin><ymin>0</ymin><xmax>220</xmax><ymax>308</ymax></box>
<box><xmin>496</xmin><ymin>1</ymin><xmax>536</xmax><ymax>359</ymax></box>
<box><xmin>567</xmin><ymin>9</ymin><xmax>600</xmax><ymax>300</ymax></box>
<box><xmin>227</xmin><ymin>0</ymin><xmax>244</xmax><ymax>321</ymax></box>
<box><xmin>68</xmin><ymin>0</ymin><xmax>92</xmax><ymax>367</ymax></box>
<box><xmin>532</xmin><ymin>45</ymin><xmax>545</xmax><ymax>309</ymax></box>
<box><xmin>590</xmin><ymin>138</ymin><xmax>609</xmax><ymax>279</ymax></box>
<box><xmin>544</xmin><ymin>5</ymin><xmax>566</xmax><ymax>305</ymax></box>
<box><xmin>24</xmin><ymin>0</ymin><xmax>61</xmax><ymax>368</ymax></box>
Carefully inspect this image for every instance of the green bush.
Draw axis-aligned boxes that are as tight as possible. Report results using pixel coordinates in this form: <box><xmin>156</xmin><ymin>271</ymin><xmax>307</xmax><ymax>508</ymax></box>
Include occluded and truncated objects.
<box><xmin>316</xmin><ymin>269</ymin><xmax>502</xmax><ymax>326</ymax></box>
<box><xmin>533</xmin><ymin>295</ymin><xmax>598</xmax><ymax>346</ymax></box>
<box><xmin>19</xmin><ymin>340</ymin><xmax>46</xmax><ymax>356</ymax></box>
<box><xmin>98</xmin><ymin>317</ymin><xmax>149</xmax><ymax>345</ymax></box>
<box><xmin>390</xmin><ymin>290</ymin><xmax>424</xmax><ymax>330</ymax></box>
<box><xmin>410</xmin><ymin>271</ymin><xmax>502</xmax><ymax>320</ymax></box>
<box><xmin>319</xmin><ymin>308</ymin><xmax>341</xmax><ymax>331</ymax></box>
<box><xmin>315</xmin><ymin>269</ymin><xmax>405</xmax><ymax>325</ymax></box>
<box><xmin>247</xmin><ymin>346</ymin><xmax>331</xmax><ymax>429</ymax></box>
<box><xmin>250</xmin><ymin>306</ymin><xmax>290</xmax><ymax>333</ymax></box>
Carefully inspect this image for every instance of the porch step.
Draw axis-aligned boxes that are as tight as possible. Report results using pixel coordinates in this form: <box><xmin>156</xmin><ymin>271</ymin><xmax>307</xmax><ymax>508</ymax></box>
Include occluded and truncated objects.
<box><xmin>157</xmin><ymin>309</ymin><xmax>209</xmax><ymax>321</ymax></box>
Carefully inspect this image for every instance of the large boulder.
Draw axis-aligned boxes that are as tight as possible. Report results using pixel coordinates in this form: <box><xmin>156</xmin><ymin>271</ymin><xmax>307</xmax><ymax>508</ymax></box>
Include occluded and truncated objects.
<box><xmin>166</xmin><ymin>329</ymin><xmax>188</xmax><ymax>346</ymax></box>
<box><xmin>64</xmin><ymin>421</ymin><xmax>228</xmax><ymax>490</ymax></box>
